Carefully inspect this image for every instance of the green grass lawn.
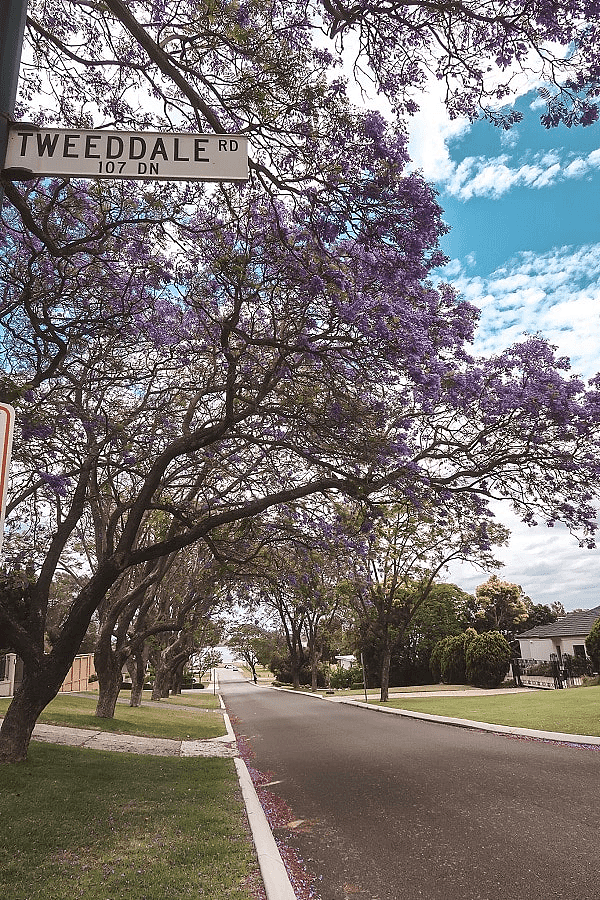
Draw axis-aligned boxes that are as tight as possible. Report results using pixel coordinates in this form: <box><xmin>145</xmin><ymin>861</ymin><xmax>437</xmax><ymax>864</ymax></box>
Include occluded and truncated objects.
<box><xmin>375</xmin><ymin>685</ymin><xmax>600</xmax><ymax>736</ymax></box>
<box><xmin>0</xmin><ymin>693</ymin><xmax>225</xmax><ymax>740</ymax></box>
<box><xmin>0</xmin><ymin>743</ymin><xmax>260</xmax><ymax>900</ymax></box>
<box><xmin>118</xmin><ymin>689</ymin><xmax>221</xmax><ymax>710</ymax></box>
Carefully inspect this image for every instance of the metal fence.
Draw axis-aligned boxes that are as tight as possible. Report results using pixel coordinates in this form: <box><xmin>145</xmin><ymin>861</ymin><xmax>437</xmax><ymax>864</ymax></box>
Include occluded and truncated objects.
<box><xmin>512</xmin><ymin>654</ymin><xmax>595</xmax><ymax>689</ymax></box>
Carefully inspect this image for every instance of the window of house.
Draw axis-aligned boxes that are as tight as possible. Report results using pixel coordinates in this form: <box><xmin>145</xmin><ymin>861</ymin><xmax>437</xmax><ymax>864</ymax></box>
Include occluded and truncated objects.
<box><xmin>573</xmin><ymin>645</ymin><xmax>587</xmax><ymax>659</ymax></box>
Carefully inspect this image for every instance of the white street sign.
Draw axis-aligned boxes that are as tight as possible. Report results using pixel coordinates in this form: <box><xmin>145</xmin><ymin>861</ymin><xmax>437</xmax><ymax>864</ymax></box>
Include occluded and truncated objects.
<box><xmin>0</xmin><ymin>404</ymin><xmax>15</xmax><ymax>557</ymax></box>
<box><xmin>5</xmin><ymin>127</ymin><xmax>248</xmax><ymax>182</ymax></box>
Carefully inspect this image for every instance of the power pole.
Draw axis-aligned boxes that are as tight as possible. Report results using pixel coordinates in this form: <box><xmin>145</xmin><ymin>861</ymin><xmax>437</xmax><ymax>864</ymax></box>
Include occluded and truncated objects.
<box><xmin>0</xmin><ymin>0</ymin><xmax>28</xmax><ymax>185</ymax></box>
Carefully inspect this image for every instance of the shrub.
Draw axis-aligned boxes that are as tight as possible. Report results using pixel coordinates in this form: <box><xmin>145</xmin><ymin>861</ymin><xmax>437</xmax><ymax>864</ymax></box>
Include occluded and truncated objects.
<box><xmin>330</xmin><ymin>665</ymin><xmax>363</xmax><ymax>689</ymax></box>
<box><xmin>430</xmin><ymin>637</ymin><xmax>453</xmax><ymax>682</ymax></box>
<box><xmin>439</xmin><ymin>629</ymin><xmax>478</xmax><ymax>684</ymax></box>
<box><xmin>465</xmin><ymin>631</ymin><xmax>511</xmax><ymax>688</ymax></box>
<box><xmin>440</xmin><ymin>634</ymin><xmax>468</xmax><ymax>684</ymax></box>
<box><xmin>585</xmin><ymin>617</ymin><xmax>600</xmax><ymax>672</ymax></box>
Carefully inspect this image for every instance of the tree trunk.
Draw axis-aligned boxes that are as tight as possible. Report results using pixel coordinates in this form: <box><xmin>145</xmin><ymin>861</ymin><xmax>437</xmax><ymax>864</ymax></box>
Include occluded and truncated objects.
<box><xmin>0</xmin><ymin>666</ymin><xmax>67</xmax><ymax>763</ymax></box>
<box><xmin>289</xmin><ymin>647</ymin><xmax>302</xmax><ymax>689</ymax></box>
<box><xmin>152</xmin><ymin>665</ymin><xmax>171</xmax><ymax>700</ymax></box>
<box><xmin>127</xmin><ymin>652</ymin><xmax>146</xmax><ymax>707</ymax></box>
<box><xmin>310</xmin><ymin>644</ymin><xmax>322</xmax><ymax>691</ymax></box>
<box><xmin>94</xmin><ymin>634</ymin><xmax>127</xmax><ymax>718</ymax></box>
<box><xmin>94</xmin><ymin>663</ymin><xmax>123</xmax><ymax>718</ymax></box>
<box><xmin>171</xmin><ymin>661</ymin><xmax>185</xmax><ymax>695</ymax></box>
<box><xmin>380</xmin><ymin>635</ymin><xmax>392</xmax><ymax>703</ymax></box>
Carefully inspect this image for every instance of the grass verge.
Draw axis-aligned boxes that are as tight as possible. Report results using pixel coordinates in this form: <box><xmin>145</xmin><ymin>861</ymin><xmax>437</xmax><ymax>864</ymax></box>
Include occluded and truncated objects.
<box><xmin>0</xmin><ymin>693</ymin><xmax>225</xmax><ymax>740</ymax></box>
<box><xmin>118</xmin><ymin>689</ymin><xmax>221</xmax><ymax>709</ymax></box>
<box><xmin>340</xmin><ymin>684</ymin><xmax>473</xmax><ymax>697</ymax></box>
<box><xmin>375</xmin><ymin>685</ymin><xmax>600</xmax><ymax>736</ymax></box>
<box><xmin>0</xmin><ymin>743</ymin><xmax>260</xmax><ymax>900</ymax></box>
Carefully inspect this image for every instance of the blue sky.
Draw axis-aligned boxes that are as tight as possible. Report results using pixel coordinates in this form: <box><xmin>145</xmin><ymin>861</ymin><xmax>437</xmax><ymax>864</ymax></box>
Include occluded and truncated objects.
<box><xmin>406</xmin><ymin>87</ymin><xmax>600</xmax><ymax>611</ymax></box>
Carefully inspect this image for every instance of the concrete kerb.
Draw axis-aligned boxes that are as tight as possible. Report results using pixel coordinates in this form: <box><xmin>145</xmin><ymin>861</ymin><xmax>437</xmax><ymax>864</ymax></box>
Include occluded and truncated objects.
<box><xmin>235</xmin><ymin>757</ymin><xmax>298</xmax><ymax>900</ymax></box>
<box><xmin>217</xmin><ymin>691</ymin><xmax>299</xmax><ymax>900</ymax></box>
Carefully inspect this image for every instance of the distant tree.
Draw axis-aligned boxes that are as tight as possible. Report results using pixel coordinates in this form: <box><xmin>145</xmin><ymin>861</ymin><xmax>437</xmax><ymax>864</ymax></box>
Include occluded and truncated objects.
<box><xmin>400</xmin><ymin>584</ymin><xmax>473</xmax><ymax>683</ymax></box>
<box><xmin>228</xmin><ymin>623</ymin><xmax>280</xmax><ymax>682</ymax></box>
<box><xmin>151</xmin><ymin>617</ymin><xmax>223</xmax><ymax>698</ymax></box>
<box><xmin>471</xmin><ymin>576</ymin><xmax>530</xmax><ymax>638</ymax></box>
<box><xmin>518</xmin><ymin>601</ymin><xmax>565</xmax><ymax>633</ymax></box>
<box><xmin>349</xmin><ymin>582</ymin><xmax>471</xmax><ymax>686</ymax></box>
<box><xmin>344</xmin><ymin>502</ymin><xmax>507</xmax><ymax>701</ymax></box>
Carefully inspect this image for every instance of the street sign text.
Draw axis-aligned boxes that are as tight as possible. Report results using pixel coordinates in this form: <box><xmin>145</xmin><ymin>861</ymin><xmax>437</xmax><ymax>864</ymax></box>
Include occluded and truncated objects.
<box><xmin>5</xmin><ymin>127</ymin><xmax>248</xmax><ymax>181</ymax></box>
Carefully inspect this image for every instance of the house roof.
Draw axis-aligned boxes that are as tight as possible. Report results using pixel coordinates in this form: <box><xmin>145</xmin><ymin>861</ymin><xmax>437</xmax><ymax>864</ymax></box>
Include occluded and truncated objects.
<box><xmin>518</xmin><ymin>605</ymin><xmax>600</xmax><ymax>640</ymax></box>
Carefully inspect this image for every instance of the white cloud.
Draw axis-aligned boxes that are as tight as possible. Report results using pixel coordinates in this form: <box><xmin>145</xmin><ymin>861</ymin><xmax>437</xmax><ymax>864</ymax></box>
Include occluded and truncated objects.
<box><xmin>440</xmin><ymin>144</ymin><xmax>600</xmax><ymax>199</ymax></box>
<box><xmin>407</xmin><ymin>83</ymin><xmax>471</xmax><ymax>181</ymax></box>
<box><xmin>446</xmin><ymin>243</ymin><xmax>600</xmax><ymax>379</ymax></box>
<box><xmin>446</xmin><ymin>507</ymin><xmax>600</xmax><ymax>611</ymax></box>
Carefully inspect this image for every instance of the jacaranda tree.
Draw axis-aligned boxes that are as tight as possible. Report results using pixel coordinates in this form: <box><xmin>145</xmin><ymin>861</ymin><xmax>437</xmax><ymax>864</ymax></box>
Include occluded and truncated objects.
<box><xmin>2</xmin><ymin>1</ymin><xmax>600</xmax><ymax>763</ymax></box>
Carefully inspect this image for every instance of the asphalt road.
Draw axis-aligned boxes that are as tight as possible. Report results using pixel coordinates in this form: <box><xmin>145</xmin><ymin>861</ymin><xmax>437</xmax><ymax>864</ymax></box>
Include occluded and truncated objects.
<box><xmin>219</xmin><ymin>670</ymin><xmax>600</xmax><ymax>900</ymax></box>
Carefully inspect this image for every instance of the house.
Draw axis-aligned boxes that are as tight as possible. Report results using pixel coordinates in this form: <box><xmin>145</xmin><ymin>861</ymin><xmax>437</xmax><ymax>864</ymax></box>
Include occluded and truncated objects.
<box><xmin>0</xmin><ymin>653</ymin><xmax>22</xmax><ymax>697</ymax></box>
<box><xmin>0</xmin><ymin>652</ymin><xmax>95</xmax><ymax>697</ymax></box>
<box><xmin>517</xmin><ymin>605</ymin><xmax>600</xmax><ymax>661</ymax></box>
<box><xmin>335</xmin><ymin>654</ymin><xmax>357</xmax><ymax>670</ymax></box>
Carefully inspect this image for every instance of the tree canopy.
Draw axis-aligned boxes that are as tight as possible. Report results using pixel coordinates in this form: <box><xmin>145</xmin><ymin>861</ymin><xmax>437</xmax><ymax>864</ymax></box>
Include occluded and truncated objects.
<box><xmin>3</xmin><ymin>0</ymin><xmax>600</xmax><ymax>762</ymax></box>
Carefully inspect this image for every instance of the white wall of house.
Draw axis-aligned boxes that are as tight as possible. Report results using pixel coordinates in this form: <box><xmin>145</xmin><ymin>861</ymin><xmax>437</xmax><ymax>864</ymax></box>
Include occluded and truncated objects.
<box><xmin>557</xmin><ymin>638</ymin><xmax>588</xmax><ymax>658</ymax></box>
<box><xmin>518</xmin><ymin>636</ymin><xmax>589</xmax><ymax>660</ymax></box>
<box><xmin>517</xmin><ymin>638</ymin><xmax>555</xmax><ymax>660</ymax></box>
<box><xmin>0</xmin><ymin>653</ymin><xmax>17</xmax><ymax>697</ymax></box>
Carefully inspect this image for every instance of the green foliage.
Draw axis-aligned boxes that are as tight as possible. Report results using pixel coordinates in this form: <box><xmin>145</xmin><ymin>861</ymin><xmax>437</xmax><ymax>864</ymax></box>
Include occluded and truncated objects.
<box><xmin>439</xmin><ymin>631</ymin><xmax>477</xmax><ymax>684</ymax></box>
<box><xmin>585</xmin><ymin>617</ymin><xmax>600</xmax><ymax>671</ymax></box>
<box><xmin>430</xmin><ymin>636</ymin><xmax>453</xmax><ymax>682</ymax></box>
<box><xmin>269</xmin><ymin>651</ymin><xmax>326</xmax><ymax>687</ymax></box>
<box><xmin>329</xmin><ymin>664</ymin><xmax>363</xmax><ymax>689</ymax></box>
<box><xmin>228</xmin><ymin>624</ymin><xmax>280</xmax><ymax>674</ymax></box>
<box><xmin>465</xmin><ymin>631</ymin><xmax>511</xmax><ymax>688</ymax></box>
<box><xmin>519</xmin><ymin>601</ymin><xmax>563</xmax><ymax>633</ymax></box>
<box><xmin>355</xmin><ymin>582</ymin><xmax>472</xmax><ymax>687</ymax></box>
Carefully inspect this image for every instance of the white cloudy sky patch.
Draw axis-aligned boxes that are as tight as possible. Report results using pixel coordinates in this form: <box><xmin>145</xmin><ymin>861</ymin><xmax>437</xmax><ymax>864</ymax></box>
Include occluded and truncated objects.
<box><xmin>448</xmin><ymin>244</ymin><xmax>600</xmax><ymax>378</ymax></box>
<box><xmin>443</xmin><ymin>147</ymin><xmax>600</xmax><ymax>199</ymax></box>
<box><xmin>411</xmin><ymin>86</ymin><xmax>600</xmax><ymax>610</ymax></box>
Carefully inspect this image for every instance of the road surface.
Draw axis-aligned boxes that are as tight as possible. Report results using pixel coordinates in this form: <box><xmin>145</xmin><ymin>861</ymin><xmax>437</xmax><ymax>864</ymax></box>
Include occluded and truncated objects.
<box><xmin>220</xmin><ymin>670</ymin><xmax>600</xmax><ymax>900</ymax></box>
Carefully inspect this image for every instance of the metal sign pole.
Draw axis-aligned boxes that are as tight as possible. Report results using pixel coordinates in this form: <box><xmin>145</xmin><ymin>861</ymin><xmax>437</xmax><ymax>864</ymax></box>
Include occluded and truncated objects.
<box><xmin>361</xmin><ymin>652</ymin><xmax>368</xmax><ymax>704</ymax></box>
<box><xmin>0</xmin><ymin>404</ymin><xmax>15</xmax><ymax>558</ymax></box>
<box><xmin>0</xmin><ymin>0</ymin><xmax>29</xmax><ymax>189</ymax></box>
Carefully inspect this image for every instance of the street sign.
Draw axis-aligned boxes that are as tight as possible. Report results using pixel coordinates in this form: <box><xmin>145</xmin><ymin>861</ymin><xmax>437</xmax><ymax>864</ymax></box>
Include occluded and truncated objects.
<box><xmin>3</xmin><ymin>126</ymin><xmax>248</xmax><ymax>182</ymax></box>
<box><xmin>0</xmin><ymin>404</ymin><xmax>15</xmax><ymax>557</ymax></box>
